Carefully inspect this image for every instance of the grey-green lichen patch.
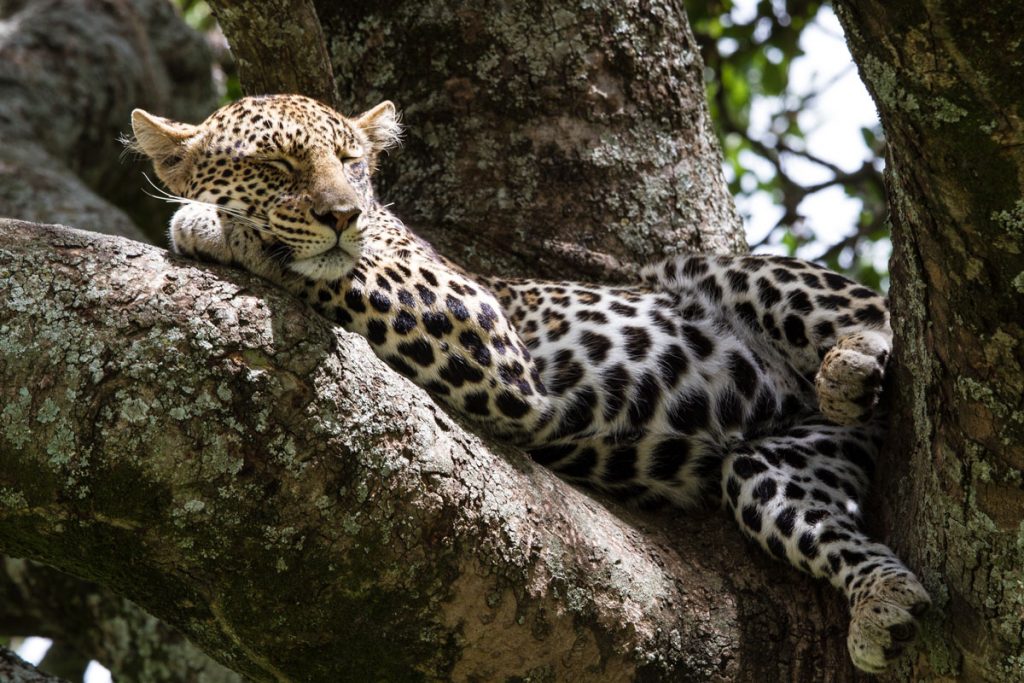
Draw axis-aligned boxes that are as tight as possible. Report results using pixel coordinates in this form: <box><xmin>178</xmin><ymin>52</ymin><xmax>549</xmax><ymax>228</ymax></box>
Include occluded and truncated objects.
<box><xmin>861</xmin><ymin>55</ymin><xmax>920</xmax><ymax>115</ymax></box>
<box><xmin>119</xmin><ymin>394</ymin><xmax>152</xmax><ymax>425</ymax></box>
<box><xmin>1</xmin><ymin>387</ymin><xmax>33</xmax><ymax>449</ymax></box>
<box><xmin>992</xmin><ymin>199</ymin><xmax>1024</xmax><ymax>236</ymax></box>
<box><xmin>1013</xmin><ymin>271</ymin><xmax>1024</xmax><ymax>293</ymax></box>
<box><xmin>956</xmin><ymin>377</ymin><xmax>1004</xmax><ymax>416</ymax></box>
<box><xmin>0</xmin><ymin>487</ymin><xmax>28</xmax><ymax>510</ymax></box>
<box><xmin>859</xmin><ymin>52</ymin><xmax>970</xmax><ymax>127</ymax></box>
<box><xmin>35</xmin><ymin>397</ymin><xmax>60</xmax><ymax>424</ymax></box>
<box><xmin>45</xmin><ymin>418</ymin><xmax>78</xmax><ymax>468</ymax></box>
<box><xmin>931</xmin><ymin>98</ymin><xmax>968</xmax><ymax>124</ymax></box>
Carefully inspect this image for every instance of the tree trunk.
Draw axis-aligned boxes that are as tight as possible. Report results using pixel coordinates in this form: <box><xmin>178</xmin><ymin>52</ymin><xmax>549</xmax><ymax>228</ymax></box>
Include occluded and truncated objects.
<box><xmin>206</xmin><ymin>0</ymin><xmax>744</xmax><ymax>284</ymax></box>
<box><xmin>835</xmin><ymin>2</ymin><xmax>1024</xmax><ymax>681</ymax></box>
<box><xmin>204</xmin><ymin>0</ymin><xmax>339</xmax><ymax>108</ymax></box>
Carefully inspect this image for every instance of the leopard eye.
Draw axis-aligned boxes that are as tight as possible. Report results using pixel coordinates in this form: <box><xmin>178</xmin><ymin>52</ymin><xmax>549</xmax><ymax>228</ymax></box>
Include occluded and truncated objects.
<box><xmin>340</xmin><ymin>149</ymin><xmax>364</xmax><ymax>164</ymax></box>
<box><xmin>263</xmin><ymin>158</ymin><xmax>295</xmax><ymax>173</ymax></box>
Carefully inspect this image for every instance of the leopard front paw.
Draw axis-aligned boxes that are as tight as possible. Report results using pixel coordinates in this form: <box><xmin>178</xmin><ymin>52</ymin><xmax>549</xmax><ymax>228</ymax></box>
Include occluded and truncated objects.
<box><xmin>169</xmin><ymin>203</ymin><xmax>233</xmax><ymax>264</ymax></box>
<box><xmin>815</xmin><ymin>331</ymin><xmax>889</xmax><ymax>425</ymax></box>
<box><xmin>847</xmin><ymin>572</ymin><xmax>931</xmax><ymax>673</ymax></box>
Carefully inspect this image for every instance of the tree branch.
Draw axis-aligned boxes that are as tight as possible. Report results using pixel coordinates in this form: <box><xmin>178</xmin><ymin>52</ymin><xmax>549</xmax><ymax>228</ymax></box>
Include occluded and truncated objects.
<box><xmin>836</xmin><ymin>1</ymin><xmax>1024</xmax><ymax>678</ymax></box>
<box><xmin>0</xmin><ymin>0</ymin><xmax>215</xmax><ymax>242</ymax></box>
<box><xmin>0</xmin><ymin>219</ymin><xmax>862</xmax><ymax>681</ymax></box>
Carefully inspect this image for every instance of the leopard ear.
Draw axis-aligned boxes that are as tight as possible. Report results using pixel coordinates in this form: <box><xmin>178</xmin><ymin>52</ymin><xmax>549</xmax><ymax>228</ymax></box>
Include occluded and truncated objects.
<box><xmin>130</xmin><ymin>109</ymin><xmax>199</xmax><ymax>193</ymax></box>
<box><xmin>354</xmin><ymin>101</ymin><xmax>401</xmax><ymax>164</ymax></box>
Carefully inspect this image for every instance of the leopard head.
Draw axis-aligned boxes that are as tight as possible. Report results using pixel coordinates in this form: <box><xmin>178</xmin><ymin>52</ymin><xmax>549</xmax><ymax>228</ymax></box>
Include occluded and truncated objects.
<box><xmin>130</xmin><ymin>94</ymin><xmax>401</xmax><ymax>279</ymax></box>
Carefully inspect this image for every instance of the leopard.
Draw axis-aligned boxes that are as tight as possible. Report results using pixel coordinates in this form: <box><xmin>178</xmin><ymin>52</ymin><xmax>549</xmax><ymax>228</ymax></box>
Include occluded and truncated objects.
<box><xmin>130</xmin><ymin>94</ymin><xmax>931</xmax><ymax>673</ymax></box>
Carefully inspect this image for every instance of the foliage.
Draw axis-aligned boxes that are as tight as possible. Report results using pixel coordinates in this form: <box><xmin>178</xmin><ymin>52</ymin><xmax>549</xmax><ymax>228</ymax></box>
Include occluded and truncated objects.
<box><xmin>172</xmin><ymin>0</ymin><xmax>242</xmax><ymax>102</ymax></box>
<box><xmin>174</xmin><ymin>0</ymin><xmax>216</xmax><ymax>31</ymax></box>
<box><xmin>686</xmin><ymin>0</ymin><xmax>890</xmax><ymax>288</ymax></box>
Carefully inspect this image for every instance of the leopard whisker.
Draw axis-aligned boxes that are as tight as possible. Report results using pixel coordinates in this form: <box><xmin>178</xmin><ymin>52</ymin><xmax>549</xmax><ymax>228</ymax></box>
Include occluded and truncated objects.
<box><xmin>140</xmin><ymin>174</ymin><xmax>277</xmax><ymax>236</ymax></box>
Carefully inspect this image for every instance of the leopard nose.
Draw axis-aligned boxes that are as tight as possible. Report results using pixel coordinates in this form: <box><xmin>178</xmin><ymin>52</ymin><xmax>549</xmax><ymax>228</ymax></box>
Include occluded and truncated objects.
<box><xmin>312</xmin><ymin>206</ymin><xmax>361</xmax><ymax>234</ymax></box>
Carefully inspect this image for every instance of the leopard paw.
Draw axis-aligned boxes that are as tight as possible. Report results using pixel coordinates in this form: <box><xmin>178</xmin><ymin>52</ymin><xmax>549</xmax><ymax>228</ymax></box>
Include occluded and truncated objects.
<box><xmin>847</xmin><ymin>572</ymin><xmax>931</xmax><ymax>673</ymax></box>
<box><xmin>169</xmin><ymin>203</ymin><xmax>233</xmax><ymax>262</ymax></box>
<box><xmin>815</xmin><ymin>331</ymin><xmax>890</xmax><ymax>425</ymax></box>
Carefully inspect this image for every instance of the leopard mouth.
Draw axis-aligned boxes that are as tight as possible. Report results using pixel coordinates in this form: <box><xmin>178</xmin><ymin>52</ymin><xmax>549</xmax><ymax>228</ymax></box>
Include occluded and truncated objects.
<box><xmin>287</xmin><ymin>245</ymin><xmax>357</xmax><ymax>281</ymax></box>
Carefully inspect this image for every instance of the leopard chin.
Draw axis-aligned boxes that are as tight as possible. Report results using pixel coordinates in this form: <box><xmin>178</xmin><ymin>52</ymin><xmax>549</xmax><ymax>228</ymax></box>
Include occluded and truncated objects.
<box><xmin>287</xmin><ymin>248</ymin><xmax>356</xmax><ymax>282</ymax></box>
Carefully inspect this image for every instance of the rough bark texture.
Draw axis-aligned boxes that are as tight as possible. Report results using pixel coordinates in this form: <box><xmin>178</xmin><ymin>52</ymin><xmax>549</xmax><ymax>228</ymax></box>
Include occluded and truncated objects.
<box><xmin>310</xmin><ymin>0</ymin><xmax>745</xmax><ymax>283</ymax></box>
<box><xmin>0</xmin><ymin>558</ymin><xmax>240</xmax><ymax>682</ymax></box>
<box><xmin>0</xmin><ymin>219</ymin><xmax>867</xmax><ymax>681</ymax></box>
<box><xmin>207</xmin><ymin>0</ymin><xmax>339</xmax><ymax>108</ymax></box>
<box><xmin>0</xmin><ymin>0</ymin><xmax>227</xmax><ymax>676</ymax></box>
<box><xmin>835</xmin><ymin>2</ymin><xmax>1024</xmax><ymax>681</ymax></box>
<box><xmin>0</xmin><ymin>0</ymin><xmax>215</xmax><ymax>243</ymax></box>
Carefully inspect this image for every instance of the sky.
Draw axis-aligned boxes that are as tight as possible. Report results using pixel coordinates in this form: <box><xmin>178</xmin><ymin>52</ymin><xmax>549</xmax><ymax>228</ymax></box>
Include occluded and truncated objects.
<box><xmin>14</xmin><ymin>4</ymin><xmax>881</xmax><ymax>682</ymax></box>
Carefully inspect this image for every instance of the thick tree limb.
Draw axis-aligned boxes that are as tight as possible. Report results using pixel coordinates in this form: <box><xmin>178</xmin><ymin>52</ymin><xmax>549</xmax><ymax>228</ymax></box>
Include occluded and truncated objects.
<box><xmin>207</xmin><ymin>0</ymin><xmax>339</xmax><ymax>108</ymax></box>
<box><xmin>0</xmin><ymin>1</ymin><xmax>230</xmax><ymax>676</ymax></box>
<box><xmin>0</xmin><ymin>219</ymin><xmax>866</xmax><ymax>681</ymax></box>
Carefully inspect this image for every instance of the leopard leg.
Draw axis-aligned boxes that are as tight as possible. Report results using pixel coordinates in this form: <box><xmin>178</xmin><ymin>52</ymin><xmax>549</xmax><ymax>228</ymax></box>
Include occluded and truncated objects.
<box><xmin>641</xmin><ymin>254</ymin><xmax>892</xmax><ymax>424</ymax></box>
<box><xmin>167</xmin><ymin>203</ymin><xmax>293</xmax><ymax>285</ymax></box>
<box><xmin>721</xmin><ymin>421</ymin><xmax>930</xmax><ymax>673</ymax></box>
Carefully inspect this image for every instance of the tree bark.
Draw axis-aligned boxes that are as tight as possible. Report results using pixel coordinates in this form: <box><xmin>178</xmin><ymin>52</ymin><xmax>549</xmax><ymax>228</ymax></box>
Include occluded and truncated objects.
<box><xmin>0</xmin><ymin>0</ymin><xmax>215</xmax><ymax>243</ymax></box>
<box><xmin>206</xmin><ymin>0</ymin><xmax>339</xmax><ymax>108</ymax></box>
<box><xmin>835</xmin><ymin>2</ymin><xmax>1024</xmax><ymax>681</ymax></box>
<box><xmin>0</xmin><ymin>219</ymin><xmax>863</xmax><ymax>681</ymax></box>
<box><xmin>0</xmin><ymin>0</ymin><xmax>229</xmax><ymax>676</ymax></box>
